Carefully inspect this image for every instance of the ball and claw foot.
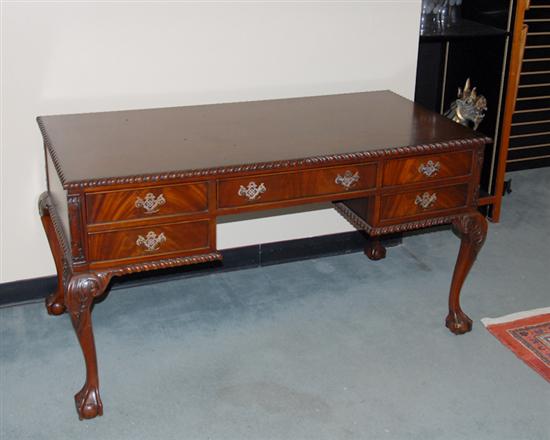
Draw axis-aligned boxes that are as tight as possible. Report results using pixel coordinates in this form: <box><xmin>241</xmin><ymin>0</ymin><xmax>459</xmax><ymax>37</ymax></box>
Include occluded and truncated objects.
<box><xmin>75</xmin><ymin>384</ymin><xmax>103</xmax><ymax>420</ymax></box>
<box><xmin>364</xmin><ymin>239</ymin><xmax>386</xmax><ymax>261</ymax></box>
<box><xmin>45</xmin><ymin>293</ymin><xmax>66</xmax><ymax>315</ymax></box>
<box><xmin>445</xmin><ymin>310</ymin><xmax>473</xmax><ymax>335</ymax></box>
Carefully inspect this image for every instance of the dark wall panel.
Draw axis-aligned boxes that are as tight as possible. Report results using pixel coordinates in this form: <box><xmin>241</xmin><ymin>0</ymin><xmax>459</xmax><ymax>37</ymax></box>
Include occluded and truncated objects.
<box><xmin>415</xmin><ymin>42</ymin><xmax>445</xmax><ymax>112</ymax></box>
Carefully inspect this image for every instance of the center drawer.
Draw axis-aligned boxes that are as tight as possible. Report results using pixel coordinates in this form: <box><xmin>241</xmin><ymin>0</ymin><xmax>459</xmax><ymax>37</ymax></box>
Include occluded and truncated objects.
<box><xmin>86</xmin><ymin>182</ymin><xmax>208</xmax><ymax>225</ymax></box>
<box><xmin>217</xmin><ymin>163</ymin><xmax>377</xmax><ymax>208</ymax></box>
<box><xmin>87</xmin><ymin>219</ymin><xmax>211</xmax><ymax>263</ymax></box>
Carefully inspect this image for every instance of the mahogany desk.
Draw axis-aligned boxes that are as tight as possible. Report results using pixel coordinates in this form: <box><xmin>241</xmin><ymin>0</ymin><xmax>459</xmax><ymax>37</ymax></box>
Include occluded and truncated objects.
<box><xmin>37</xmin><ymin>91</ymin><xmax>490</xmax><ymax>420</ymax></box>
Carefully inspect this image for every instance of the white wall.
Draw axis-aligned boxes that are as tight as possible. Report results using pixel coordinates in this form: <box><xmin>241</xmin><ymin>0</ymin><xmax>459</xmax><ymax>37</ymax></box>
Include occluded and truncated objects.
<box><xmin>0</xmin><ymin>1</ymin><xmax>421</xmax><ymax>283</ymax></box>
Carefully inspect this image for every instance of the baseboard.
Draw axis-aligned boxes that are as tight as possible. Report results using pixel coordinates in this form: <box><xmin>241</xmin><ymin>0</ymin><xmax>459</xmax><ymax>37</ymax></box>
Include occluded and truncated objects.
<box><xmin>0</xmin><ymin>231</ymin><xmax>402</xmax><ymax>307</ymax></box>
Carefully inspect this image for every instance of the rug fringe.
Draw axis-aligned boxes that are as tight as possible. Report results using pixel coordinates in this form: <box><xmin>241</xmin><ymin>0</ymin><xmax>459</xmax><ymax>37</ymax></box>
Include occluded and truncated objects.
<box><xmin>481</xmin><ymin>307</ymin><xmax>550</xmax><ymax>326</ymax></box>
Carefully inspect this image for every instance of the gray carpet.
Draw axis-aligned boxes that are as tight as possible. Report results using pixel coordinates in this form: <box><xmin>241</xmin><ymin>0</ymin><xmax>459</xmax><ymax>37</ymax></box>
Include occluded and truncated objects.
<box><xmin>1</xmin><ymin>168</ymin><xmax>549</xmax><ymax>440</ymax></box>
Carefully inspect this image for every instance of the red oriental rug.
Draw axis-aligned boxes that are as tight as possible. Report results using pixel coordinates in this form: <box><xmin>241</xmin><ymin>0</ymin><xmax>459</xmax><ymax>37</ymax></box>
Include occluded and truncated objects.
<box><xmin>482</xmin><ymin>307</ymin><xmax>550</xmax><ymax>383</ymax></box>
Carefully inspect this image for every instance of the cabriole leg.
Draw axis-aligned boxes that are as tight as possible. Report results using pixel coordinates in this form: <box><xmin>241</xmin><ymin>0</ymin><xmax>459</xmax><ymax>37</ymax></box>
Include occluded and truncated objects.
<box><xmin>39</xmin><ymin>192</ymin><xmax>66</xmax><ymax>315</ymax></box>
<box><xmin>446</xmin><ymin>212</ymin><xmax>488</xmax><ymax>335</ymax></box>
<box><xmin>66</xmin><ymin>273</ymin><xmax>110</xmax><ymax>420</ymax></box>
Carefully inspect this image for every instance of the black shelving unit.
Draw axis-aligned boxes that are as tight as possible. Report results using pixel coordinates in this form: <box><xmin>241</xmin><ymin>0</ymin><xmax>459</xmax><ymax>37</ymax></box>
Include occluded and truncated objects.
<box><xmin>508</xmin><ymin>0</ymin><xmax>550</xmax><ymax>171</ymax></box>
<box><xmin>414</xmin><ymin>0</ymin><xmax>515</xmax><ymax>208</ymax></box>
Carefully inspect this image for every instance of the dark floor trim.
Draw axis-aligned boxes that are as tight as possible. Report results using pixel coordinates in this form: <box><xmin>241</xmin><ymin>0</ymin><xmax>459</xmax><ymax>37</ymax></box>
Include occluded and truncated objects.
<box><xmin>0</xmin><ymin>231</ymin><xmax>402</xmax><ymax>308</ymax></box>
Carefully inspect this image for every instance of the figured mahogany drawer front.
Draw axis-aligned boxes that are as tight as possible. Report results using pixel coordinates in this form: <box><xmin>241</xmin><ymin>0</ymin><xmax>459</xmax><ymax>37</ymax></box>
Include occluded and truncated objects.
<box><xmin>86</xmin><ymin>183</ymin><xmax>208</xmax><ymax>224</ymax></box>
<box><xmin>218</xmin><ymin>163</ymin><xmax>377</xmax><ymax>208</ymax></box>
<box><xmin>88</xmin><ymin>220</ymin><xmax>210</xmax><ymax>262</ymax></box>
<box><xmin>380</xmin><ymin>184</ymin><xmax>468</xmax><ymax>221</ymax></box>
<box><xmin>382</xmin><ymin>151</ymin><xmax>473</xmax><ymax>186</ymax></box>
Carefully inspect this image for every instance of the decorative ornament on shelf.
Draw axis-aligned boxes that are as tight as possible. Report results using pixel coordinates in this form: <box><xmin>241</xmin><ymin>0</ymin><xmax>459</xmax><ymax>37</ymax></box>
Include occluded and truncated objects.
<box><xmin>444</xmin><ymin>78</ymin><xmax>487</xmax><ymax>130</ymax></box>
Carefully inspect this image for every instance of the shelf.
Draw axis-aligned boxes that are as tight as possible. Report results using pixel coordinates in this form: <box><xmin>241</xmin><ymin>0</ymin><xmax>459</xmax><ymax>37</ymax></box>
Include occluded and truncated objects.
<box><xmin>420</xmin><ymin>19</ymin><xmax>507</xmax><ymax>41</ymax></box>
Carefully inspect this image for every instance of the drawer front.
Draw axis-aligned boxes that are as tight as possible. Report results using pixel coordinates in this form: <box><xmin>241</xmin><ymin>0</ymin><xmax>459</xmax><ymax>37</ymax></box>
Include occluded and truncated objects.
<box><xmin>86</xmin><ymin>182</ymin><xmax>208</xmax><ymax>224</ymax></box>
<box><xmin>218</xmin><ymin>163</ymin><xmax>377</xmax><ymax>208</ymax></box>
<box><xmin>382</xmin><ymin>151</ymin><xmax>473</xmax><ymax>186</ymax></box>
<box><xmin>88</xmin><ymin>220</ymin><xmax>210</xmax><ymax>262</ymax></box>
<box><xmin>380</xmin><ymin>184</ymin><xmax>468</xmax><ymax>221</ymax></box>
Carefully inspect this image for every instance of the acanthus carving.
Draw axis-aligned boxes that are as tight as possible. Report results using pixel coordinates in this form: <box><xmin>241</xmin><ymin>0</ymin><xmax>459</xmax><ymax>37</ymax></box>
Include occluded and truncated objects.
<box><xmin>66</xmin><ymin>273</ymin><xmax>111</xmax><ymax>332</ymax></box>
<box><xmin>62</xmin><ymin>253</ymin><xmax>223</xmax><ymax>327</ymax></box>
<box><xmin>452</xmin><ymin>213</ymin><xmax>487</xmax><ymax>253</ymax></box>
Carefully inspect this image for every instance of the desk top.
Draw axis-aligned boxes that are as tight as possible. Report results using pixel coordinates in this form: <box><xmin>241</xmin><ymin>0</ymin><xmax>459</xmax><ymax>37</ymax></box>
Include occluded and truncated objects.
<box><xmin>38</xmin><ymin>91</ymin><xmax>489</xmax><ymax>189</ymax></box>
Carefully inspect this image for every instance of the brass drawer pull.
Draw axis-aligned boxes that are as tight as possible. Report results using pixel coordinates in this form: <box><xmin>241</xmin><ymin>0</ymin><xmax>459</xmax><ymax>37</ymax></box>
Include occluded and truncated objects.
<box><xmin>136</xmin><ymin>231</ymin><xmax>166</xmax><ymax>252</ymax></box>
<box><xmin>335</xmin><ymin>170</ymin><xmax>360</xmax><ymax>190</ymax></box>
<box><xmin>238</xmin><ymin>182</ymin><xmax>266</xmax><ymax>201</ymax></box>
<box><xmin>415</xmin><ymin>192</ymin><xmax>437</xmax><ymax>209</ymax></box>
<box><xmin>418</xmin><ymin>160</ymin><xmax>441</xmax><ymax>177</ymax></box>
<box><xmin>135</xmin><ymin>193</ymin><xmax>166</xmax><ymax>214</ymax></box>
